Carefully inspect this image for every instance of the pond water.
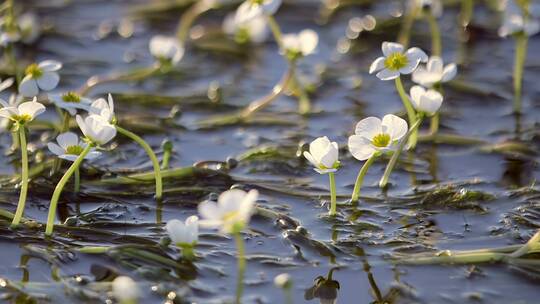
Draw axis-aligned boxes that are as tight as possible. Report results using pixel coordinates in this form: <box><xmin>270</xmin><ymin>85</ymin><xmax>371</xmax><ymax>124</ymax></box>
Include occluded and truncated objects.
<box><xmin>1</xmin><ymin>0</ymin><xmax>540</xmax><ymax>303</ymax></box>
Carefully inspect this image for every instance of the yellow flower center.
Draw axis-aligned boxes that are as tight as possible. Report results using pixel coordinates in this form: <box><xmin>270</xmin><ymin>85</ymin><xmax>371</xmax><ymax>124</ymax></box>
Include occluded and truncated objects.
<box><xmin>372</xmin><ymin>133</ymin><xmax>391</xmax><ymax>148</ymax></box>
<box><xmin>66</xmin><ymin>145</ymin><xmax>84</xmax><ymax>155</ymax></box>
<box><xmin>251</xmin><ymin>0</ymin><xmax>264</xmax><ymax>4</ymax></box>
<box><xmin>12</xmin><ymin>114</ymin><xmax>32</xmax><ymax>124</ymax></box>
<box><xmin>384</xmin><ymin>53</ymin><xmax>408</xmax><ymax>71</ymax></box>
<box><xmin>25</xmin><ymin>63</ymin><xmax>43</xmax><ymax>78</ymax></box>
<box><xmin>62</xmin><ymin>92</ymin><xmax>81</xmax><ymax>103</ymax></box>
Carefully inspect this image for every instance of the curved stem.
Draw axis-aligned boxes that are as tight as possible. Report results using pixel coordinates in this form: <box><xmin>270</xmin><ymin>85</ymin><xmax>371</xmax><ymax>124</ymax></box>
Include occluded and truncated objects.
<box><xmin>328</xmin><ymin>172</ymin><xmax>337</xmax><ymax>216</ymax></box>
<box><xmin>394</xmin><ymin>77</ymin><xmax>418</xmax><ymax>148</ymax></box>
<box><xmin>116</xmin><ymin>126</ymin><xmax>163</xmax><ymax>200</ymax></box>
<box><xmin>290</xmin><ymin>68</ymin><xmax>311</xmax><ymax>115</ymax></box>
<box><xmin>513</xmin><ymin>33</ymin><xmax>528</xmax><ymax>113</ymax></box>
<box><xmin>11</xmin><ymin>127</ymin><xmax>29</xmax><ymax>227</ymax></box>
<box><xmin>176</xmin><ymin>1</ymin><xmax>211</xmax><ymax>44</ymax></box>
<box><xmin>266</xmin><ymin>15</ymin><xmax>284</xmax><ymax>49</ymax></box>
<box><xmin>426</xmin><ymin>11</ymin><xmax>442</xmax><ymax>56</ymax></box>
<box><xmin>234</xmin><ymin>232</ymin><xmax>246</xmax><ymax>304</ymax></box>
<box><xmin>77</xmin><ymin>66</ymin><xmax>158</xmax><ymax>96</ymax></box>
<box><xmin>351</xmin><ymin>154</ymin><xmax>377</xmax><ymax>203</ymax></box>
<box><xmin>45</xmin><ymin>145</ymin><xmax>92</xmax><ymax>235</ymax></box>
<box><xmin>379</xmin><ymin>118</ymin><xmax>424</xmax><ymax>188</ymax></box>
<box><xmin>241</xmin><ymin>65</ymin><xmax>295</xmax><ymax>118</ymax></box>
<box><xmin>74</xmin><ymin>167</ymin><xmax>80</xmax><ymax>194</ymax></box>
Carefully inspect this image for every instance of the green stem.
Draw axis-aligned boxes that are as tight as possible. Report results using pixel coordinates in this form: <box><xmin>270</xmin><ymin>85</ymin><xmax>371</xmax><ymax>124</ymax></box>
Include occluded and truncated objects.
<box><xmin>234</xmin><ymin>232</ymin><xmax>246</xmax><ymax>304</ymax></box>
<box><xmin>290</xmin><ymin>68</ymin><xmax>311</xmax><ymax>115</ymax></box>
<box><xmin>11</xmin><ymin>127</ymin><xmax>29</xmax><ymax>227</ymax></box>
<box><xmin>266</xmin><ymin>15</ymin><xmax>284</xmax><ymax>49</ymax></box>
<box><xmin>397</xmin><ymin>251</ymin><xmax>508</xmax><ymax>265</ymax></box>
<box><xmin>285</xmin><ymin>288</ymin><xmax>293</xmax><ymax>304</ymax></box>
<box><xmin>46</xmin><ymin>145</ymin><xmax>93</xmax><ymax>235</ymax></box>
<box><xmin>397</xmin><ymin>1</ymin><xmax>418</xmax><ymax>47</ymax></box>
<box><xmin>77</xmin><ymin>246</ymin><xmax>109</xmax><ymax>254</ymax></box>
<box><xmin>116</xmin><ymin>126</ymin><xmax>163</xmax><ymax>200</ymax></box>
<box><xmin>459</xmin><ymin>0</ymin><xmax>473</xmax><ymax>28</ymax></box>
<box><xmin>351</xmin><ymin>154</ymin><xmax>377</xmax><ymax>203</ymax></box>
<box><xmin>74</xmin><ymin>167</ymin><xmax>80</xmax><ymax>193</ymax></box>
<box><xmin>513</xmin><ymin>33</ymin><xmax>528</xmax><ymax>113</ymax></box>
<box><xmin>241</xmin><ymin>65</ymin><xmax>295</xmax><ymax>118</ymax></box>
<box><xmin>429</xmin><ymin>112</ymin><xmax>440</xmax><ymax>135</ymax></box>
<box><xmin>161</xmin><ymin>140</ymin><xmax>172</xmax><ymax>170</ymax></box>
<box><xmin>379</xmin><ymin>118</ymin><xmax>424</xmax><ymax>188</ymax></box>
<box><xmin>176</xmin><ymin>1</ymin><xmax>211</xmax><ymax>44</ymax></box>
<box><xmin>179</xmin><ymin>244</ymin><xmax>195</xmax><ymax>261</ymax></box>
<box><xmin>328</xmin><ymin>172</ymin><xmax>337</xmax><ymax>216</ymax></box>
<box><xmin>426</xmin><ymin>11</ymin><xmax>442</xmax><ymax>56</ymax></box>
<box><xmin>394</xmin><ymin>77</ymin><xmax>418</xmax><ymax>148</ymax></box>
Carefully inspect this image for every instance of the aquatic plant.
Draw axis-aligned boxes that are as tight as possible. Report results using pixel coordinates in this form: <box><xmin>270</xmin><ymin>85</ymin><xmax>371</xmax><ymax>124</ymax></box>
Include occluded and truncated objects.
<box><xmin>348</xmin><ymin>114</ymin><xmax>408</xmax><ymax>202</ymax></box>
<box><xmin>303</xmin><ymin>136</ymin><xmax>340</xmax><ymax>215</ymax></box>
<box><xmin>165</xmin><ymin>216</ymin><xmax>199</xmax><ymax>260</ymax></box>
<box><xmin>199</xmin><ymin>189</ymin><xmax>258</xmax><ymax>303</ymax></box>
<box><xmin>112</xmin><ymin>276</ymin><xmax>140</xmax><ymax>304</ymax></box>
<box><xmin>0</xmin><ymin>97</ymin><xmax>45</xmax><ymax>227</ymax></box>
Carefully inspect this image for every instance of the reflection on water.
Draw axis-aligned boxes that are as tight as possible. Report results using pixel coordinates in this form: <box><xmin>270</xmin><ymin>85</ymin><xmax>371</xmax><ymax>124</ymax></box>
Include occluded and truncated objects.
<box><xmin>305</xmin><ymin>268</ymin><xmax>340</xmax><ymax>304</ymax></box>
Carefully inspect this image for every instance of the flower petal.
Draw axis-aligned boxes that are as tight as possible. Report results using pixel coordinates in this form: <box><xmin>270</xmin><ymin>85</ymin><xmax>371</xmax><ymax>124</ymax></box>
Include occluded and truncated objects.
<box><xmin>56</xmin><ymin>132</ymin><xmax>79</xmax><ymax>149</ymax></box>
<box><xmin>299</xmin><ymin>29</ymin><xmax>318</xmax><ymax>56</ymax></box>
<box><xmin>382</xmin><ymin>42</ymin><xmax>404</xmax><ymax>57</ymax></box>
<box><xmin>441</xmin><ymin>63</ymin><xmax>457</xmax><ymax>82</ymax></box>
<box><xmin>18</xmin><ymin>100</ymin><xmax>45</xmax><ymax>119</ymax></box>
<box><xmin>47</xmin><ymin>143</ymin><xmax>65</xmax><ymax>156</ymax></box>
<box><xmin>382</xmin><ymin>114</ymin><xmax>408</xmax><ymax>141</ymax></box>
<box><xmin>405</xmin><ymin>47</ymin><xmax>428</xmax><ymax>63</ymax></box>
<box><xmin>36</xmin><ymin>72</ymin><xmax>60</xmax><ymax>91</ymax></box>
<box><xmin>354</xmin><ymin>116</ymin><xmax>382</xmax><ymax>139</ymax></box>
<box><xmin>369</xmin><ymin>57</ymin><xmax>386</xmax><ymax>74</ymax></box>
<box><xmin>19</xmin><ymin>76</ymin><xmax>39</xmax><ymax>97</ymax></box>
<box><xmin>427</xmin><ymin>56</ymin><xmax>443</xmax><ymax>73</ymax></box>
<box><xmin>198</xmin><ymin>201</ymin><xmax>222</xmax><ymax>221</ymax></box>
<box><xmin>38</xmin><ymin>60</ymin><xmax>62</xmax><ymax>71</ymax></box>
<box><xmin>348</xmin><ymin>135</ymin><xmax>376</xmax><ymax>161</ymax></box>
<box><xmin>376</xmin><ymin>69</ymin><xmax>400</xmax><ymax>80</ymax></box>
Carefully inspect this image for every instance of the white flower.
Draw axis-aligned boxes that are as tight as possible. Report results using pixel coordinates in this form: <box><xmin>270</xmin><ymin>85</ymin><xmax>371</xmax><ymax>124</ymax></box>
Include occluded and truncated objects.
<box><xmin>76</xmin><ymin>114</ymin><xmax>117</xmax><ymax>145</ymax></box>
<box><xmin>369</xmin><ymin>42</ymin><xmax>428</xmax><ymax>81</ymax></box>
<box><xmin>166</xmin><ymin>216</ymin><xmax>199</xmax><ymax>246</ymax></box>
<box><xmin>0</xmin><ymin>93</ymin><xmax>21</xmax><ymax>132</ymax></box>
<box><xmin>47</xmin><ymin>132</ymin><xmax>101</xmax><ymax>162</ymax></box>
<box><xmin>274</xmin><ymin>273</ymin><xmax>292</xmax><ymax>289</ymax></box>
<box><xmin>0</xmin><ymin>97</ymin><xmax>45</xmax><ymax>124</ymax></box>
<box><xmin>198</xmin><ymin>189</ymin><xmax>258</xmax><ymax>234</ymax></box>
<box><xmin>89</xmin><ymin>94</ymin><xmax>115</xmax><ymax>123</ymax></box>
<box><xmin>412</xmin><ymin>56</ymin><xmax>457</xmax><ymax>87</ymax></box>
<box><xmin>348</xmin><ymin>114</ymin><xmax>408</xmax><ymax>161</ymax></box>
<box><xmin>303</xmin><ymin>136</ymin><xmax>340</xmax><ymax>174</ymax></box>
<box><xmin>223</xmin><ymin>13</ymin><xmax>269</xmax><ymax>44</ymax></box>
<box><xmin>149</xmin><ymin>35</ymin><xmax>184</xmax><ymax>66</ymax></box>
<box><xmin>18</xmin><ymin>13</ymin><xmax>41</xmax><ymax>44</ymax></box>
<box><xmin>112</xmin><ymin>276</ymin><xmax>139</xmax><ymax>302</ymax></box>
<box><xmin>281</xmin><ymin>29</ymin><xmax>318</xmax><ymax>59</ymax></box>
<box><xmin>499</xmin><ymin>0</ymin><xmax>540</xmax><ymax>37</ymax></box>
<box><xmin>409</xmin><ymin>85</ymin><xmax>443</xmax><ymax>116</ymax></box>
<box><xmin>49</xmin><ymin>92</ymin><xmax>92</xmax><ymax>116</ymax></box>
<box><xmin>235</xmin><ymin>0</ymin><xmax>282</xmax><ymax>24</ymax></box>
<box><xmin>19</xmin><ymin>60</ymin><xmax>62</xmax><ymax>97</ymax></box>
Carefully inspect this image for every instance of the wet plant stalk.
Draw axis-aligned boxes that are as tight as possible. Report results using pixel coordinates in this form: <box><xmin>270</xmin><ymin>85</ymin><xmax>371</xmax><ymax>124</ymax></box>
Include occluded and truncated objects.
<box><xmin>459</xmin><ymin>0</ymin><xmax>473</xmax><ymax>28</ymax></box>
<box><xmin>234</xmin><ymin>232</ymin><xmax>246</xmax><ymax>304</ymax></box>
<box><xmin>241</xmin><ymin>66</ymin><xmax>294</xmax><ymax>118</ymax></box>
<box><xmin>11</xmin><ymin>127</ymin><xmax>29</xmax><ymax>227</ymax></box>
<box><xmin>397</xmin><ymin>1</ymin><xmax>418</xmax><ymax>47</ymax></box>
<box><xmin>394</xmin><ymin>77</ymin><xmax>418</xmax><ymax>148</ymax></box>
<box><xmin>513</xmin><ymin>33</ymin><xmax>528</xmax><ymax>113</ymax></box>
<box><xmin>176</xmin><ymin>0</ymin><xmax>211</xmax><ymax>43</ymax></box>
<box><xmin>351</xmin><ymin>154</ymin><xmax>377</xmax><ymax>203</ymax></box>
<box><xmin>328</xmin><ymin>172</ymin><xmax>337</xmax><ymax>215</ymax></box>
<box><xmin>379</xmin><ymin>118</ymin><xmax>423</xmax><ymax>188</ymax></box>
<box><xmin>46</xmin><ymin>144</ymin><xmax>93</xmax><ymax>235</ymax></box>
<box><xmin>116</xmin><ymin>126</ymin><xmax>163</xmax><ymax>200</ymax></box>
<box><xmin>426</xmin><ymin>11</ymin><xmax>442</xmax><ymax>56</ymax></box>
<box><xmin>266</xmin><ymin>15</ymin><xmax>284</xmax><ymax>48</ymax></box>
<box><xmin>74</xmin><ymin>167</ymin><xmax>80</xmax><ymax>193</ymax></box>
